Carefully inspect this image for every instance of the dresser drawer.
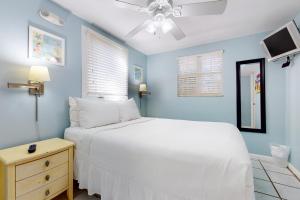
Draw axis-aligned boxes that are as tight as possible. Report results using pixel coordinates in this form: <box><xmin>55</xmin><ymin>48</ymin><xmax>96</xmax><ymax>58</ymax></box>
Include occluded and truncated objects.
<box><xmin>16</xmin><ymin>163</ymin><xmax>68</xmax><ymax>197</ymax></box>
<box><xmin>16</xmin><ymin>150</ymin><xmax>68</xmax><ymax>181</ymax></box>
<box><xmin>16</xmin><ymin>175</ymin><xmax>68</xmax><ymax>200</ymax></box>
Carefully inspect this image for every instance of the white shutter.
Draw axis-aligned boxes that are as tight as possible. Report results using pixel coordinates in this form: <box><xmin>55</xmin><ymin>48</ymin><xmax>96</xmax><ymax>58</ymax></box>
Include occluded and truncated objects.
<box><xmin>177</xmin><ymin>50</ymin><xmax>224</xmax><ymax>96</ymax></box>
<box><xmin>82</xmin><ymin>27</ymin><xmax>128</xmax><ymax>100</ymax></box>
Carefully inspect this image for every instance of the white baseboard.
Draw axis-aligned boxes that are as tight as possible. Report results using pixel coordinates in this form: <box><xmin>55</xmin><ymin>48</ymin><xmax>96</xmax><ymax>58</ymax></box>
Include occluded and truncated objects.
<box><xmin>288</xmin><ymin>163</ymin><xmax>300</xmax><ymax>180</ymax></box>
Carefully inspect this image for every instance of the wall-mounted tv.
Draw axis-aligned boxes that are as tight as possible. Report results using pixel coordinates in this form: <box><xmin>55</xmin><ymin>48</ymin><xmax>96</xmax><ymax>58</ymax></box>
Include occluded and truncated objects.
<box><xmin>261</xmin><ymin>21</ymin><xmax>300</xmax><ymax>62</ymax></box>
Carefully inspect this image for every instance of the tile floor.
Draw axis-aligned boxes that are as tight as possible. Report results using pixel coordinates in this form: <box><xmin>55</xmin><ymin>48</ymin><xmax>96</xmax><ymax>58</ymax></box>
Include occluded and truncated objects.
<box><xmin>56</xmin><ymin>155</ymin><xmax>300</xmax><ymax>200</ymax></box>
<box><xmin>251</xmin><ymin>156</ymin><xmax>300</xmax><ymax>200</ymax></box>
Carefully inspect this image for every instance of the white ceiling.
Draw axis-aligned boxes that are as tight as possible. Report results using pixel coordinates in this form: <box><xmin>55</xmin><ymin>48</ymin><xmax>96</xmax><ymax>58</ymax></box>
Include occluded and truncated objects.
<box><xmin>52</xmin><ymin>0</ymin><xmax>300</xmax><ymax>55</ymax></box>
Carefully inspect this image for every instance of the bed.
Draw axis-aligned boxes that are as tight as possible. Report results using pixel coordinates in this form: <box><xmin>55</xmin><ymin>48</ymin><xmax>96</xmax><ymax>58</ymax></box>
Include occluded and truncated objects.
<box><xmin>65</xmin><ymin>117</ymin><xmax>254</xmax><ymax>200</ymax></box>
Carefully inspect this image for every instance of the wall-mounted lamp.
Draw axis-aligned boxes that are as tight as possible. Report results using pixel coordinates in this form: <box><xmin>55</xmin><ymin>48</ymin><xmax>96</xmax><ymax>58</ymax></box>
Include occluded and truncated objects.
<box><xmin>139</xmin><ymin>83</ymin><xmax>151</xmax><ymax>98</ymax></box>
<box><xmin>39</xmin><ymin>9</ymin><xmax>65</xmax><ymax>27</ymax></box>
<box><xmin>138</xmin><ymin>83</ymin><xmax>151</xmax><ymax>109</ymax></box>
<box><xmin>8</xmin><ymin>66</ymin><xmax>51</xmax><ymax>121</ymax></box>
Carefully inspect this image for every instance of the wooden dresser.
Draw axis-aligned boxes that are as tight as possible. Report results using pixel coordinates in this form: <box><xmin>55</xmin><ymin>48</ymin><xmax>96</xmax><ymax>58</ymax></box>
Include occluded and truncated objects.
<box><xmin>0</xmin><ymin>138</ymin><xmax>74</xmax><ymax>200</ymax></box>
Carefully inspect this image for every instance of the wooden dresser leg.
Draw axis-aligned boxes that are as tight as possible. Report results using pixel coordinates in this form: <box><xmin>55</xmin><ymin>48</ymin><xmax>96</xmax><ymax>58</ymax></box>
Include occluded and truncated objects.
<box><xmin>67</xmin><ymin>147</ymin><xmax>74</xmax><ymax>200</ymax></box>
<box><xmin>7</xmin><ymin>165</ymin><xmax>16</xmax><ymax>200</ymax></box>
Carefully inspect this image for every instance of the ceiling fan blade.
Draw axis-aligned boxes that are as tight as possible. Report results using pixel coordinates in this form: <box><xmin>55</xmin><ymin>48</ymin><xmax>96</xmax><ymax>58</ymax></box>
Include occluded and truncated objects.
<box><xmin>176</xmin><ymin>0</ymin><xmax>227</xmax><ymax>17</ymax></box>
<box><xmin>167</xmin><ymin>18</ymin><xmax>186</xmax><ymax>40</ymax></box>
<box><xmin>175</xmin><ymin>0</ymin><xmax>221</xmax><ymax>4</ymax></box>
<box><xmin>126</xmin><ymin>20</ymin><xmax>152</xmax><ymax>38</ymax></box>
<box><xmin>115</xmin><ymin>0</ymin><xmax>147</xmax><ymax>10</ymax></box>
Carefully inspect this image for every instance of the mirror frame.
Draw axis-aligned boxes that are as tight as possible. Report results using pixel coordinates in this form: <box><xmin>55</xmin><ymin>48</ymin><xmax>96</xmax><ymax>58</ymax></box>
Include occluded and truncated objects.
<box><xmin>236</xmin><ymin>58</ymin><xmax>266</xmax><ymax>133</ymax></box>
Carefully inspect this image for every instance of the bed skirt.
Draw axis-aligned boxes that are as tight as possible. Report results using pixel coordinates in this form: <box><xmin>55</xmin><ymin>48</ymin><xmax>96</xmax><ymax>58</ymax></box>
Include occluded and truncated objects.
<box><xmin>75</xmin><ymin>155</ymin><xmax>254</xmax><ymax>200</ymax></box>
<box><xmin>76</xmin><ymin>156</ymin><xmax>189</xmax><ymax>200</ymax></box>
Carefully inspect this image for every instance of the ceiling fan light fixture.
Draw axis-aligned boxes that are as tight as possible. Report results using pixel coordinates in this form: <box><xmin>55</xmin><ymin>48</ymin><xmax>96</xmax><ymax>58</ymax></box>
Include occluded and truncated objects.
<box><xmin>151</xmin><ymin>0</ymin><xmax>171</xmax><ymax>8</ymax></box>
<box><xmin>148</xmin><ymin>0</ymin><xmax>173</xmax><ymax>14</ymax></box>
<box><xmin>146</xmin><ymin>22</ymin><xmax>157</xmax><ymax>34</ymax></box>
<box><xmin>154</xmin><ymin>13</ymin><xmax>166</xmax><ymax>22</ymax></box>
<box><xmin>120</xmin><ymin>0</ymin><xmax>227</xmax><ymax>40</ymax></box>
<box><xmin>161</xmin><ymin>20</ymin><xmax>173</xmax><ymax>33</ymax></box>
<box><xmin>173</xmin><ymin>7</ymin><xmax>182</xmax><ymax>17</ymax></box>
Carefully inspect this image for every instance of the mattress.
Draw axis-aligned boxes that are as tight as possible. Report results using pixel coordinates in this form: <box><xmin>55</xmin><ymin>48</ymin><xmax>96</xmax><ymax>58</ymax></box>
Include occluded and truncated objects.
<box><xmin>65</xmin><ymin>117</ymin><xmax>254</xmax><ymax>200</ymax></box>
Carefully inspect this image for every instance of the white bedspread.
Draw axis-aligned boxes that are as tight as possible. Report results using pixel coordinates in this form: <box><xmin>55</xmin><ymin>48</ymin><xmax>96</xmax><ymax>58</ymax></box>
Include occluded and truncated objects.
<box><xmin>65</xmin><ymin>118</ymin><xmax>254</xmax><ymax>200</ymax></box>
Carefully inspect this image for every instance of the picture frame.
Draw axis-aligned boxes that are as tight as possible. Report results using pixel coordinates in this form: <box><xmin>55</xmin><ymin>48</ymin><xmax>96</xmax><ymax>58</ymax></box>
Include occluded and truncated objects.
<box><xmin>28</xmin><ymin>25</ymin><xmax>65</xmax><ymax>66</ymax></box>
<box><xmin>133</xmin><ymin>65</ymin><xmax>144</xmax><ymax>83</ymax></box>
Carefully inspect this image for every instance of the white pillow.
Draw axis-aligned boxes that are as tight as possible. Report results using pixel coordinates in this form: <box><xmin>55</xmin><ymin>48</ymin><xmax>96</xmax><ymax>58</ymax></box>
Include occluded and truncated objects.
<box><xmin>69</xmin><ymin>97</ymin><xmax>80</xmax><ymax>127</ymax></box>
<box><xmin>69</xmin><ymin>97</ymin><xmax>107</xmax><ymax>127</ymax></box>
<box><xmin>119</xmin><ymin>98</ymin><xmax>141</xmax><ymax>122</ymax></box>
<box><xmin>77</xmin><ymin>98</ymin><xmax>120</xmax><ymax>129</ymax></box>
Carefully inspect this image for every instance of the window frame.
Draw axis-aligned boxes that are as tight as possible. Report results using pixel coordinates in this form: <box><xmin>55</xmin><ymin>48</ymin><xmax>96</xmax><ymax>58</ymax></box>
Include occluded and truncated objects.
<box><xmin>81</xmin><ymin>26</ymin><xmax>129</xmax><ymax>99</ymax></box>
<box><xmin>177</xmin><ymin>50</ymin><xmax>224</xmax><ymax>97</ymax></box>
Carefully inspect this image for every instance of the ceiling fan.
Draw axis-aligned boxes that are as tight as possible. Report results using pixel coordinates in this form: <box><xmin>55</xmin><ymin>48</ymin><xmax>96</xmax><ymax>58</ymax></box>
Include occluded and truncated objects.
<box><xmin>115</xmin><ymin>0</ymin><xmax>227</xmax><ymax>40</ymax></box>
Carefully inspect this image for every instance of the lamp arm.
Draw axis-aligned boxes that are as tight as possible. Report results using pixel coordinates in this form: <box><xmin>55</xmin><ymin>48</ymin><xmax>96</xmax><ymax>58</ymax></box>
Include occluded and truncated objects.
<box><xmin>7</xmin><ymin>82</ymin><xmax>40</xmax><ymax>89</ymax></box>
<box><xmin>139</xmin><ymin>91</ymin><xmax>151</xmax><ymax>97</ymax></box>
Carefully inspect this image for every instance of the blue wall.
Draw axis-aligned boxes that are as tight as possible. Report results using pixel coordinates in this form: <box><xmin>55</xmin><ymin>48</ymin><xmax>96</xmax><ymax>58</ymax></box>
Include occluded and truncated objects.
<box><xmin>286</xmin><ymin>13</ymin><xmax>300</xmax><ymax>170</ymax></box>
<box><xmin>0</xmin><ymin>0</ymin><xmax>147</xmax><ymax>149</ymax></box>
<box><xmin>146</xmin><ymin>32</ymin><xmax>287</xmax><ymax>156</ymax></box>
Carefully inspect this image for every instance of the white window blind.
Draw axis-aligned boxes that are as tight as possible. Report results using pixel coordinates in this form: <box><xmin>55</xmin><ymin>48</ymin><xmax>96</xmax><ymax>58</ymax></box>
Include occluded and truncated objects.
<box><xmin>82</xmin><ymin>27</ymin><xmax>128</xmax><ymax>100</ymax></box>
<box><xmin>177</xmin><ymin>50</ymin><xmax>224</xmax><ymax>97</ymax></box>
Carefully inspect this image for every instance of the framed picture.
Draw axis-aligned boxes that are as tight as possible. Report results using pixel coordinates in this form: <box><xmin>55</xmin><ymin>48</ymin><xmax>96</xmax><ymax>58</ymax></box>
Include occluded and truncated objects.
<box><xmin>133</xmin><ymin>65</ymin><xmax>144</xmax><ymax>83</ymax></box>
<box><xmin>29</xmin><ymin>25</ymin><xmax>65</xmax><ymax>66</ymax></box>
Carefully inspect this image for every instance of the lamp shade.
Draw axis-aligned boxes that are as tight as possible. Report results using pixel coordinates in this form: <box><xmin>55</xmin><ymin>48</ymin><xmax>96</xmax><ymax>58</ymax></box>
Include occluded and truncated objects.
<box><xmin>139</xmin><ymin>83</ymin><xmax>148</xmax><ymax>92</ymax></box>
<box><xmin>28</xmin><ymin>66</ymin><xmax>50</xmax><ymax>82</ymax></box>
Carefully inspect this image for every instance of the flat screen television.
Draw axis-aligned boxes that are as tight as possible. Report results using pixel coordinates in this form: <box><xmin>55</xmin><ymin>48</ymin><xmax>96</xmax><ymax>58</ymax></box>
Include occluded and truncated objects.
<box><xmin>261</xmin><ymin>21</ymin><xmax>300</xmax><ymax>61</ymax></box>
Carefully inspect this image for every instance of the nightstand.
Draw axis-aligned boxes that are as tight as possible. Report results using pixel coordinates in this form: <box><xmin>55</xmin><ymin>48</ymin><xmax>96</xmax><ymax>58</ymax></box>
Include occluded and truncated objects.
<box><xmin>0</xmin><ymin>138</ymin><xmax>74</xmax><ymax>200</ymax></box>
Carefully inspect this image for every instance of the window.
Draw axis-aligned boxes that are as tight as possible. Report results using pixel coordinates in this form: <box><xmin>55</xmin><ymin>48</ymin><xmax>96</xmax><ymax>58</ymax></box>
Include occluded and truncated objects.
<box><xmin>82</xmin><ymin>27</ymin><xmax>128</xmax><ymax>100</ymax></box>
<box><xmin>177</xmin><ymin>50</ymin><xmax>224</xmax><ymax>97</ymax></box>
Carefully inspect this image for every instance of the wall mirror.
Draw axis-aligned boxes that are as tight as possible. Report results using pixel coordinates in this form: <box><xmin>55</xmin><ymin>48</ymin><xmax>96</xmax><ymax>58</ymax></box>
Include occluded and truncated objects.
<box><xmin>236</xmin><ymin>58</ymin><xmax>266</xmax><ymax>133</ymax></box>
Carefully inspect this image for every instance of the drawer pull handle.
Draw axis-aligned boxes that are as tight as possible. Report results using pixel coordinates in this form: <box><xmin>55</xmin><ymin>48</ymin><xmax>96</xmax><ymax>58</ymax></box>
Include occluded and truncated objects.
<box><xmin>45</xmin><ymin>160</ymin><xmax>50</xmax><ymax>167</ymax></box>
<box><xmin>45</xmin><ymin>175</ymin><xmax>50</xmax><ymax>181</ymax></box>
<box><xmin>45</xmin><ymin>189</ymin><xmax>50</xmax><ymax>196</ymax></box>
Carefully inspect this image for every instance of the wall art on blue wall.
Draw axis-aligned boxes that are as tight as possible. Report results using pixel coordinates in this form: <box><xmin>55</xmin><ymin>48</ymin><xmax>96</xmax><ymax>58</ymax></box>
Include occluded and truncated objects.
<box><xmin>29</xmin><ymin>25</ymin><xmax>65</xmax><ymax>66</ymax></box>
<box><xmin>133</xmin><ymin>65</ymin><xmax>144</xmax><ymax>83</ymax></box>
